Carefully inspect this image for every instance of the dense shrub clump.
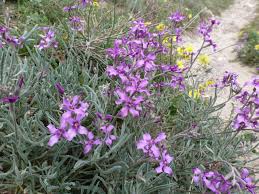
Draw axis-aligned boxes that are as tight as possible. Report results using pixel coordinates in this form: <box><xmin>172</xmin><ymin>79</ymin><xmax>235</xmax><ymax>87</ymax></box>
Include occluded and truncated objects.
<box><xmin>237</xmin><ymin>30</ymin><xmax>259</xmax><ymax>68</ymax></box>
<box><xmin>0</xmin><ymin>0</ymin><xmax>258</xmax><ymax>193</ymax></box>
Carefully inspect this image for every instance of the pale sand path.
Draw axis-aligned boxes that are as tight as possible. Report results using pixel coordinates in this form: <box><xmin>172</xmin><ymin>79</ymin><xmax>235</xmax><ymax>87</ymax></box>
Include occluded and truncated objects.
<box><xmin>185</xmin><ymin>0</ymin><xmax>258</xmax><ymax>117</ymax></box>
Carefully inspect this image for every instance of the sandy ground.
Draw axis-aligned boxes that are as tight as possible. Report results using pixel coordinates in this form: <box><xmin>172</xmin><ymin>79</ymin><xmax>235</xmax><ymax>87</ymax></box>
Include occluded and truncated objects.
<box><xmin>184</xmin><ymin>0</ymin><xmax>258</xmax><ymax>119</ymax></box>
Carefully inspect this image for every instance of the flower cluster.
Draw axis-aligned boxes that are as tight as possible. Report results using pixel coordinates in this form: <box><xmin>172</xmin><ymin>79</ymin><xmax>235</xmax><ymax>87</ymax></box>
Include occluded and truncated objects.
<box><xmin>106</xmin><ymin>18</ymin><xmax>186</xmax><ymax>118</ymax></box>
<box><xmin>198</xmin><ymin>19</ymin><xmax>220</xmax><ymax>50</ymax></box>
<box><xmin>47</xmin><ymin>93</ymin><xmax>117</xmax><ymax>154</ymax></box>
<box><xmin>63</xmin><ymin>0</ymin><xmax>100</xmax><ymax>12</ymax></box>
<box><xmin>69</xmin><ymin>16</ymin><xmax>84</xmax><ymax>31</ymax></box>
<box><xmin>233</xmin><ymin>77</ymin><xmax>258</xmax><ymax>130</ymax></box>
<box><xmin>193</xmin><ymin>167</ymin><xmax>256</xmax><ymax>194</ymax></box>
<box><xmin>47</xmin><ymin>95</ymin><xmax>90</xmax><ymax>146</ymax></box>
<box><xmin>137</xmin><ymin>133</ymin><xmax>173</xmax><ymax>175</ymax></box>
<box><xmin>95</xmin><ymin>112</ymin><xmax>116</xmax><ymax>146</ymax></box>
<box><xmin>35</xmin><ymin>27</ymin><xmax>58</xmax><ymax>50</ymax></box>
<box><xmin>220</xmin><ymin>71</ymin><xmax>239</xmax><ymax>89</ymax></box>
<box><xmin>169</xmin><ymin>11</ymin><xmax>185</xmax><ymax>23</ymax></box>
<box><xmin>0</xmin><ymin>26</ymin><xmax>24</xmax><ymax>48</ymax></box>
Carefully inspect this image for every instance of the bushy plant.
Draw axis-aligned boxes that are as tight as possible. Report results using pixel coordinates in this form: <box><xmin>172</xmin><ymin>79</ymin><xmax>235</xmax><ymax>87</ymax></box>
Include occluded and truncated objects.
<box><xmin>237</xmin><ymin>30</ymin><xmax>259</xmax><ymax>68</ymax></box>
<box><xmin>0</xmin><ymin>0</ymin><xmax>258</xmax><ymax>193</ymax></box>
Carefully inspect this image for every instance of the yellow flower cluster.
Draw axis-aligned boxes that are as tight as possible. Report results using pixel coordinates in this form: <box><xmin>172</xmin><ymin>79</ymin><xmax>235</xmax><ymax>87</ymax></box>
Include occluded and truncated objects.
<box><xmin>144</xmin><ymin>22</ymin><xmax>152</xmax><ymax>26</ymax></box>
<box><xmin>162</xmin><ymin>36</ymin><xmax>177</xmax><ymax>48</ymax></box>
<box><xmin>176</xmin><ymin>60</ymin><xmax>184</xmax><ymax>69</ymax></box>
<box><xmin>156</xmin><ymin>23</ymin><xmax>166</xmax><ymax>31</ymax></box>
<box><xmin>255</xmin><ymin>44</ymin><xmax>259</xmax><ymax>51</ymax></box>
<box><xmin>198</xmin><ymin>54</ymin><xmax>210</xmax><ymax>66</ymax></box>
<box><xmin>188</xmin><ymin>89</ymin><xmax>201</xmax><ymax>99</ymax></box>
<box><xmin>177</xmin><ymin>44</ymin><xmax>194</xmax><ymax>60</ymax></box>
<box><xmin>189</xmin><ymin>80</ymin><xmax>215</xmax><ymax>99</ymax></box>
<box><xmin>93</xmin><ymin>0</ymin><xmax>100</xmax><ymax>7</ymax></box>
<box><xmin>199</xmin><ymin>80</ymin><xmax>215</xmax><ymax>92</ymax></box>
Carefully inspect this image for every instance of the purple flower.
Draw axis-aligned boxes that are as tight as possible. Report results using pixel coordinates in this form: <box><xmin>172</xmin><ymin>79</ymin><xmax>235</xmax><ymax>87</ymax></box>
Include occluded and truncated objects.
<box><xmin>0</xmin><ymin>25</ymin><xmax>25</xmax><ymax>48</ymax></box>
<box><xmin>35</xmin><ymin>28</ymin><xmax>58</xmax><ymax>50</ymax></box>
<box><xmin>193</xmin><ymin>168</ymin><xmax>202</xmax><ymax>184</ymax></box>
<box><xmin>100</xmin><ymin>124</ymin><xmax>116</xmax><ymax>146</ymax></box>
<box><xmin>198</xmin><ymin>19</ymin><xmax>220</xmax><ymax>50</ymax></box>
<box><xmin>0</xmin><ymin>96</ymin><xmax>19</xmax><ymax>104</ymax></box>
<box><xmin>130</xmin><ymin>19</ymin><xmax>149</xmax><ymax>38</ymax></box>
<box><xmin>169</xmin><ymin>11</ymin><xmax>185</xmax><ymax>23</ymax></box>
<box><xmin>115</xmin><ymin>89</ymin><xmax>144</xmax><ymax>118</ymax></box>
<box><xmin>69</xmin><ymin>16</ymin><xmax>84</xmax><ymax>31</ymax></box>
<box><xmin>18</xmin><ymin>76</ymin><xmax>25</xmax><ymax>89</ymax></box>
<box><xmin>192</xmin><ymin>168</ymin><xmax>232</xmax><ymax>194</ymax></box>
<box><xmin>62</xmin><ymin>96</ymin><xmax>89</xmax><ymax>116</ymax></box>
<box><xmin>137</xmin><ymin>132</ymin><xmax>173</xmax><ymax>176</ymax></box>
<box><xmin>63</xmin><ymin>5</ymin><xmax>78</xmax><ymax>12</ymax></box>
<box><xmin>47</xmin><ymin>124</ymin><xmax>66</xmax><ymax>146</ymax></box>
<box><xmin>245</xmin><ymin>77</ymin><xmax>259</xmax><ymax>89</ymax></box>
<box><xmin>233</xmin><ymin>107</ymin><xmax>250</xmax><ymax>130</ymax></box>
<box><xmin>135</xmin><ymin>54</ymin><xmax>156</xmax><ymax>71</ymax></box>
<box><xmin>155</xmin><ymin>150</ymin><xmax>173</xmax><ymax>175</ymax></box>
<box><xmin>125</xmin><ymin>76</ymin><xmax>150</xmax><ymax>96</ymax></box>
<box><xmin>55</xmin><ymin>82</ymin><xmax>65</xmax><ymax>95</ymax></box>
<box><xmin>239</xmin><ymin>168</ymin><xmax>256</xmax><ymax>194</ymax></box>
<box><xmin>220</xmin><ymin>71</ymin><xmax>239</xmax><ymax>88</ymax></box>
<box><xmin>62</xmin><ymin>112</ymin><xmax>89</xmax><ymax>141</ymax></box>
<box><xmin>136</xmin><ymin>133</ymin><xmax>160</xmax><ymax>158</ymax></box>
<box><xmin>83</xmin><ymin>131</ymin><xmax>101</xmax><ymax>154</ymax></box>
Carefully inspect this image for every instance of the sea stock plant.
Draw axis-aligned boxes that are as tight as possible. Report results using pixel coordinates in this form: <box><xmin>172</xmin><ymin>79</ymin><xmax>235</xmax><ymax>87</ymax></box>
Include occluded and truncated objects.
<box><xmin>0</xmin><ymin>0</ymin><xmax>258</xmax><ymax>193</ymax></box>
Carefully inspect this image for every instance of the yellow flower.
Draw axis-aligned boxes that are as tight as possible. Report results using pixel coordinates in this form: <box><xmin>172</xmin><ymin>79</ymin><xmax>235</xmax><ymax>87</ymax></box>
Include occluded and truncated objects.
<box><xmin>177</xmin><ymin>47</ymin><xmax>185</xmax><ymax>56</ymax></box>
<box><xmin>189</xmin><ymin>89</ymin><xmax>201</xmax><ymax>99</ymax></box>
<box><xmin>156</xmin><ymin>23</ymin><xmax>166</xmax><ymax>31</ymax></box>
<box><xmin>255</xmin><ymin>44</ymin><xmax>259</xmax><ymax>51</ymax></box>
<box><xmin>188</xmin><ymin>13</ymin><xmax>192</xmax><ymax>19</ymax></box>
<box><xmin>176</xmin><ymin>60</ymin><xmax>184</xmax><ymax>69</ymax></box>
<box><xmin>93</xmin><ymin>1</ymin><xmax>100</xmax><ymax>7</ymax></box>
<box><xmin>239</xmin><ymin>31</ymin><xmax>244</xmax><ymax>37</ymax></box>
<box><xmin>205</xmin><ymin>80</ymin><xmax>215</xmax><ymax>87</ymax></box>
<box><xmin>198</xmin><ymin>54</ymin><xmax>210</xmax><ymax>65</ymax></box>
<box><xmin>198</xmin><ymin>80</ymin><xmax>215</xmax><ymax>92</ymax></box>
<box><xmin>162</xmin><ymin>36</ymin><xmax>176</xmax><ymax>48</ymax></box>
<box><xmin>145</xmin><ymin>22</ymin><xmax>152</xmax><ymax>26</ymax></box>
<box><xmin>184</xmin><ymin>44</ymin><xmax>194</xmax><ymax>53</ymax></box>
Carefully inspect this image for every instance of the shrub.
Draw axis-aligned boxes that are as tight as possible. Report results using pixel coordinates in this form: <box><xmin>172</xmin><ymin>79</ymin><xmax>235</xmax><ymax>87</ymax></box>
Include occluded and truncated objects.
<box><xmin>0</xmin><ymin>1</ymin><xmax>258</xmax><ymax>193</ymax></box>
<box><xmin>237</xmin><ymin>30</ymin><xmax>259</xmax><ymax>67</ymax></box>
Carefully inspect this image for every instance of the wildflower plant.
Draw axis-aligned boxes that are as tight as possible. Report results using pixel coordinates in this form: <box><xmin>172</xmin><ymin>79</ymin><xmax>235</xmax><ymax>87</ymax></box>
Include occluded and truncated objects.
<box><xmin>0</xmin><ymin>1</ymin><xmax>258</xmax><ymax>194</ymax></box>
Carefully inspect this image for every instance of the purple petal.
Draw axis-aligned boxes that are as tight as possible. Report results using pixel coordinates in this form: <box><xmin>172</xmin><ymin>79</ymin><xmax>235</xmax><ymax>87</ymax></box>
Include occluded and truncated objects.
<box><xmin>155</xmin><ymin>165</ymin><xmax>163</xmax><ymax>173</ymax></box>
<box><xmin>48</xmin><ymin>135</ymin><xmax>60</xmax><ymax>147</ymax></box>
<box><xmin>64</xmin><ymin>128</ymin><xmax>77</xmax><ymax>141</ymax></box>
<box><xmin>87</xmin><ymin>131</ymin><xmax>94</xmax><ymax>140</ymax></box>
<box><xmin>129</xmin><ymin>108</ymin><xmax>139</xmax><ymax>117</ymax></box>
<box><xmin>155</xmin><ymin>132</ymin><xmax>166</xmax><ymax>143</ymax></box>
<box><xmin>0</xmin><ymin>96</ymin><xmax>19</xmax><ymax>103</ymax></box>
<box><xmin>78</xmin><ymin>126</ymin><xmax>88</xmax><ymax>135</ymax></box>
<box><xmin>47</xmin><ymin>124</ymin><xmax>58</xmax><ymax>134</ymax></box>
<box><xmin>136</xmin><ymin>140</ymin><xmax>146</xmax><ymax>150</ymax></box>
<box><xmin>84</xmin><ymin>144</ymin><xmax>92</xmax><ymax>154</ymax></box>
<box><xmin>120</xmin><ymin>106</ymin><xmax>129</xmax><ymax>117</ymax></box>
<box><xmin>143</xmin><ymin>133</ymin><xmax>152</xmax><ymax>141</ymax></box>
<box><xmin>106</xmin><ymin>125</ymin><xmax>114</xmax><ymax>132</ymax></box>
<box><xmin>55</xmin><ymin>82</ymin><xmax>65</xmax><ymax>95</ymax></box>
<box><xmin>163</xmin><ymin>166</ymin><xmax>173</xmax><ymax>175</ymax></box>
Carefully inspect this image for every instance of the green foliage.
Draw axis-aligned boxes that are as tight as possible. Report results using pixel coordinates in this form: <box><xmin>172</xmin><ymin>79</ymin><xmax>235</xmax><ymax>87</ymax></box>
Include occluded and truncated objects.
<box><xmin>0</xmin><ymin>1</ymin><xmax>258</xmax><ymax>193</ymax></box>
<box><xmin>238</xmin><ymin>31</ymin><xmax>259</xmax><ymax>67</ymax></box>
